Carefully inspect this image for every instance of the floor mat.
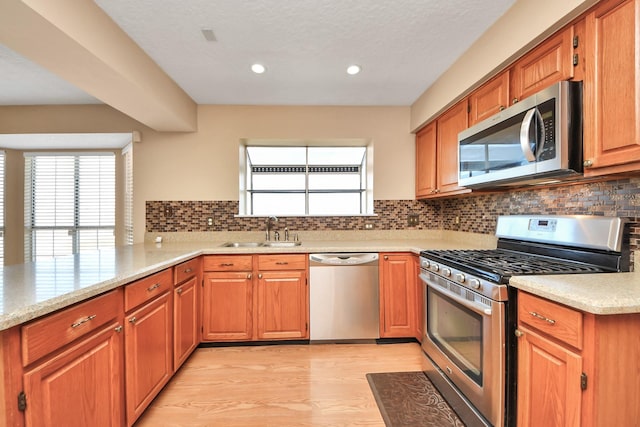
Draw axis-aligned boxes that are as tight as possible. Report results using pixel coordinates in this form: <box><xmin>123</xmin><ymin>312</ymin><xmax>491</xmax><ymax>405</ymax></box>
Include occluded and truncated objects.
<box><xmin>366</xmin><ymin>371</ymin><xmax>465</xmax><ymax>427</ymax></box>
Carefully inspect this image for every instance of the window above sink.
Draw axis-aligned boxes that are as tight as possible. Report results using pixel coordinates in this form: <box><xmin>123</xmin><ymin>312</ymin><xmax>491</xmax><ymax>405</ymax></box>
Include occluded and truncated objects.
<box><xmin>239</xmin><ymin>141</ymin><xmax>373</xmax><ymax>217</ymax></box>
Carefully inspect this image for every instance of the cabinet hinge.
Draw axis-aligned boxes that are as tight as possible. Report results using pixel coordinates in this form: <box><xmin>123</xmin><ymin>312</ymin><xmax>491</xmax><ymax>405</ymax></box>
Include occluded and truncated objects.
<box><xmin>580</xmin><ymin>372</ymin><xmax>588</xmax><ymax>391</ymax></box>
<box><xmin>573</xmin><ymin>35</ymin><xmax>579</xmax><ymax>48</ymax></box>
<box><xmin>573</xmin><ymin>53</ymin><xmax>579</xmax><ymax>67</ymax></box>
<box><xmin>17</xmin><ymin>391</ymin><xmax>27</xmax><ymax>412</ymax></box>
<box><xmin>305</xmin><ymin>322</ymin><xmax>308</xmax><ymax>332</ymax></box>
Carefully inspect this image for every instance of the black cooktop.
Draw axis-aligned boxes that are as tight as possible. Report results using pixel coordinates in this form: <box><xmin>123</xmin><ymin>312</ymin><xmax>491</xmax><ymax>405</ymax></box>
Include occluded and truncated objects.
<box><xmin>420</xmin><ymin>248</ymin><xmax>613</xmax><ymax>284</ymax></box>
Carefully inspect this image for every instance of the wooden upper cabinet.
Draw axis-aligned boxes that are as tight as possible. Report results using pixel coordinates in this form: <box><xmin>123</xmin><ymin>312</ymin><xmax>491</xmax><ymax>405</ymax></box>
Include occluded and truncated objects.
<box><xmin>511</xmin><ymin>26</ymin><xmax>575</xmax><ymax>103</ymax></box>
<box><xmin>415</xmin><ymin>122</ymin><xmax>437</xmax><ymax>198</ymax></box>
<box><xmin>469</xmin><ymin>71</ymin><xmax>510</xmax><ymax>126</ymax></box>
<box><xmin>583</xmin><ymin>0</ymin><xmax>640</xmax><ymax>175</ymax></box>
<box><xmin>436</xmin><ymin>100</ymin><xmax>469</xmax><ymax>194</ymax></box>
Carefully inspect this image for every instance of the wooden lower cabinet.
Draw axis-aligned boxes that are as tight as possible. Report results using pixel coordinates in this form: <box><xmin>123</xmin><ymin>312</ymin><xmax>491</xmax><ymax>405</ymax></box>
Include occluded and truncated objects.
<box><xmin>173</xmin><ymin>258</ymin><xmax>201</xmax><ymax>371</ymax></box>
<box><xmin>379</xmin><ymin>253</ymin><xmax>416</xmax><ymax>338</ymax></box>
<box><xmin>202</xmin><ymin>271</ymin><xmax>253</xmax><ymax>341</ymax></box>
<box><xmin>516</xmin><ymin>291</ymin><xmax>640</xmax><ymax>427</ymax></box>
<box><xmin>23</xmin><ymin>321</ymin><xmax>124</xmax><ymax>427</ymax></box>
<box><xmin>517</xmin><ymin>325</ymin><xmax>583</xmax><ymax>426</ymax></box>
<box><xmin>202</xmin><ymin>254</ymin><xmax>309</xmax><ymax>342</ymax></box>
<box><xmin>256</xmin><ymin>270</ymin><xmax>308</xmax><ymax>340</ymax></box>
<box><xmin>124</xmin><ymin>280</ymin><xmax>173</xmax><ymax>426</ymax></box>
<box><xmin>173</xmin><ymin>275</ymin><xmax>199</xmax><ymax>370</ymax></box>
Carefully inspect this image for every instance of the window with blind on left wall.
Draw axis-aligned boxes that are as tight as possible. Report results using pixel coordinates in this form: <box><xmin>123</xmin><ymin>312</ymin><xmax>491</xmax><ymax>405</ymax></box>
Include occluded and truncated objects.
<box><xmin>24</xmin><ymin>152</ymin><xmax>116</xmax><ymax>261</ymax></box>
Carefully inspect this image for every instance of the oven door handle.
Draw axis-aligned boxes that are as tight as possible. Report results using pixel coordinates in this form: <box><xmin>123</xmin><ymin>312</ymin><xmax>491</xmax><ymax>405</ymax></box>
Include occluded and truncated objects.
<box><xmin>422</xmin><ymin>274</ymin><xmax>492</xmax><ymax>316</ymax></box>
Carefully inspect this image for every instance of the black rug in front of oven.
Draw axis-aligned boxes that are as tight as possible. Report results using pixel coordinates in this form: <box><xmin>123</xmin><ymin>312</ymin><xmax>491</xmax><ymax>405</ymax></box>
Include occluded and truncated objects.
<box><xmin>366</xmin><ymin>371</ymin><xmax>465</xmax><ymax>427</ymax></box>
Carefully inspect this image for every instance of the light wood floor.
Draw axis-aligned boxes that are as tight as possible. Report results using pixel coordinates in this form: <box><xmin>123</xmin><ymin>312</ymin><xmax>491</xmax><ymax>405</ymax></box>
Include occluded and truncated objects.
<box><xmin>135</xmin><ymin>342</ymin><xmax>425</xmax><ymax>427</ymax></box>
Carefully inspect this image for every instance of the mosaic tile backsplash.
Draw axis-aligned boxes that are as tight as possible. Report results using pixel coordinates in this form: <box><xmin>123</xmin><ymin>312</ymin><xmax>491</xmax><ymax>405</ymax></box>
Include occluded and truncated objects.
<box><xmin>147</xmin><ymin>177</ymin><xmax>640</xmax><ymax>268</ymax></box>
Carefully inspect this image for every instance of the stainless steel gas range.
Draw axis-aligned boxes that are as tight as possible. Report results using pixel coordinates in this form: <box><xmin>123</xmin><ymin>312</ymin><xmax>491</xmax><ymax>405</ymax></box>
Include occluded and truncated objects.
<box><xmin>419</xmin><ymin>215</ymin><xmax>628</xmax><ymax>427</ymax></box>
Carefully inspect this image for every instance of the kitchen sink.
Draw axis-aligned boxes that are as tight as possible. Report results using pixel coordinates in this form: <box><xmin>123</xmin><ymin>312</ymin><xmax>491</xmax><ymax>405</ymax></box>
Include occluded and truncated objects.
<box><xmin>221</xmin><ymin>242</ymin><xmax>263</xmax><ymax>248</ymax></box>
<box><xmin>221</xmin><ymin>241</ymin><xmax>302</xmax><ymax>248</ymax></box>
<box><xmin>262</xmin><ymin>241</ymin><xmax>302</xmax><ymax>247</ymax></box>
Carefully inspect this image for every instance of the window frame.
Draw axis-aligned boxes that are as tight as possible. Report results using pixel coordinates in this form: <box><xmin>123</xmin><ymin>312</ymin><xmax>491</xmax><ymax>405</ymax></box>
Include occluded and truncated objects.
<box><xmin>24</xmin><ymin>151</ymin><xmax>117</xmax><ymax>261</ymax></box>
<box><xmin>239</xmin><ymin>143</ymin><xmax>374</xmax><ymax>217</ymax></box>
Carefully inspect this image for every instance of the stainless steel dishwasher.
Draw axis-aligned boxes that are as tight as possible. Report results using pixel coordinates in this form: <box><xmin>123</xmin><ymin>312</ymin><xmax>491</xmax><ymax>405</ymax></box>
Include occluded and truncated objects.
<box><xmin>309</xmin><ymin>253</ymin><xmax>380</xmax><ymax>341</ymax></box>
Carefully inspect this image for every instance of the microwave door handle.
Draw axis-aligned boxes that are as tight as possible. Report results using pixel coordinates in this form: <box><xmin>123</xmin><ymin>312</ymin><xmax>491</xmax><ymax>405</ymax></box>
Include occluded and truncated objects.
<box><xmin>519</xmin><ymin>108</ymin><xmax>544</xmax><ymax>162</ymax></box>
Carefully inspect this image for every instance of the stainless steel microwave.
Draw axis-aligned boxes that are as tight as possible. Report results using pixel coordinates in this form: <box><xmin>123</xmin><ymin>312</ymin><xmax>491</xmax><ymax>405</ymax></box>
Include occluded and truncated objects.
<box><xmin>458</xmin><ymin>81</ymin><xmax>583</xmax><ymax>188</ymax></box>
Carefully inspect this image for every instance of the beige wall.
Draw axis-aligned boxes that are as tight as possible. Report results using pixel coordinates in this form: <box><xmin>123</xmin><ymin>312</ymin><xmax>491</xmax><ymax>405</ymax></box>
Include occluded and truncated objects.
<box><xmin>0</xmin><ymin>104</ymin><xmax>414</xmax><ymax>244</ymax></box>
<box><xmin>410</xmin><ymin>0</ymin><xmax>600</xmax><ymax>131</ymax></box>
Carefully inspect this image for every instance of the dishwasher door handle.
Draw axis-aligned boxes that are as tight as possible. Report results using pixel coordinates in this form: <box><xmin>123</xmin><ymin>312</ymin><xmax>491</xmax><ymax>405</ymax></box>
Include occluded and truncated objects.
<box><xmin>309</xmin><ymin>253</ymin><xmax>379</xmax><ymax>265</ymax></box>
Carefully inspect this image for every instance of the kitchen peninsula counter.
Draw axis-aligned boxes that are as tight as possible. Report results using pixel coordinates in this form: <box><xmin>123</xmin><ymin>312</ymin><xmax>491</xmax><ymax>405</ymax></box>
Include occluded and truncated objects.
<box><xmin>0</xmin><ymin>231</ymin><xmax>494</xmax><ymax>331</ymax></box>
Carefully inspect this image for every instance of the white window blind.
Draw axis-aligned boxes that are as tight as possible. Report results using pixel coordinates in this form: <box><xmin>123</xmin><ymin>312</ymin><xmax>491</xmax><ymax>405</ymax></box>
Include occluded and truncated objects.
<box><xmin>24</xmin><ymin>153</ymin><xmax>116</xmax><ymax>261</ymax></box>
<box><xmin>122</xmin><ymin>144</ymin><xmax>134</xmax><ymax>245</ymax></box>
<box><xmin>0</xmin><ymin>151</ymin><xmax>4</xmax><ymax>265</ymax></box>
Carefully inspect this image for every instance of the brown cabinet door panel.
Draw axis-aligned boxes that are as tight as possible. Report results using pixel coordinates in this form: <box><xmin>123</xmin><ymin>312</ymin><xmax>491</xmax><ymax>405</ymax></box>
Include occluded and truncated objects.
<box><xmin>583</xmin><ymin>0</ymin><xmax>640</xmax><ymax>174</ymax></box>
<box><xmin>174</xmin><ymin>276</ymin><xmax>199</xmax><ymax>370</ymax></box>
<box><xmin>125</xmin><ymin>292</ymin><xmax>172</xmax><ymax>426</ymax></box>
<box><xmin>256</xmin><ymin>271</ymin><xmax>308</xmax><ymax>340</ymax></box>
<box><xmin>23</xmin><ymin>322</ymin><xmax>124</xmax><ymax>427</ymax></box>
<box><xmin>202</xmin><ymin>272</ymin><xmax>253</xmax><ymax>341</ymax></box>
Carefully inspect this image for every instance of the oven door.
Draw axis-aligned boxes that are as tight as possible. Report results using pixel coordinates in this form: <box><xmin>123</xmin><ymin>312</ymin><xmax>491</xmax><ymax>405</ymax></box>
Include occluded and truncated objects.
<box><xmin>420</xmin><ymin>271</ymin><xmax>506</xmax><ymax>427</ymax></box>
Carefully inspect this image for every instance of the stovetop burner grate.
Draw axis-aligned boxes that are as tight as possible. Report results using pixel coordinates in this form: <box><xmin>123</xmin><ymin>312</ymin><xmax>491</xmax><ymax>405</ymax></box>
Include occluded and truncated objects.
<box><xmin>420</xmin><ymin>248</ymin><xmax>613</xmax><ymax>284</ymax></box>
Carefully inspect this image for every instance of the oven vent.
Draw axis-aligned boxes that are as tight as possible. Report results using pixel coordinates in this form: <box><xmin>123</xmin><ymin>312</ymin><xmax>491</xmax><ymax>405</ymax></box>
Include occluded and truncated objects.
<box><xmin>449</xmin><ymin>283</ymin><xmax>463</xmax><ymax>296</ymax></box>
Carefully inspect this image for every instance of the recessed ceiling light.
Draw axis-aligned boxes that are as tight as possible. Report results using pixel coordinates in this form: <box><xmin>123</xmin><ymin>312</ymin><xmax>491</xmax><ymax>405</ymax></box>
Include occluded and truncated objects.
<box><xmin>251</xmin><ymin>63</ymin><xmax>266</xmax><ymax>74</ymax></box>
<box><xmin>201</xmin><ymin>29</ymin><xmax>216</xmax><ymax>42</ymax></box>
<box><xmin>346</xmin><ymin>65</ymin><xmax>361</xmax><ymax>75</ymax></box>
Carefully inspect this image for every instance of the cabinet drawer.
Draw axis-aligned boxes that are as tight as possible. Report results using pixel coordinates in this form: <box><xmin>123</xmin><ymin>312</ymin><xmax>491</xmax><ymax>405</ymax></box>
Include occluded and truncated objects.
<box><xmin>203</xmin><ymin>255</ymin><xmax>253</xmax><ymax>271</ymax></box>
<box><xmin>174</xmin><ymin>257</ymin><xmax>200</xmax><ymax>285</ymax></box>
<box><xmin>257</xmin><ymin>254</ymin><xmax>307</xmax><ymax>270</ymax></box>
<box><xmin>21</xmin><ymin>289</ymin><xmax>122</xmax><ymax>366</ymax></box>
<box><xmin>518</xmin><ymin>291</ymin><xmax>583</xmax><ymax>350</ymax></box>
<box><xmin>124</xmin><ymin>269</ymin><xmax>173</xmax><ymax>312</ymax></box>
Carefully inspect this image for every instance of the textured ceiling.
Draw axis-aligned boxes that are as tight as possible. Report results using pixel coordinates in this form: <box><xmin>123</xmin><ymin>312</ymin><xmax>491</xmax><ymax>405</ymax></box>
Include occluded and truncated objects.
<box><xmin>0</xmin><ymin>0</ymin><xmax>515</xmax><ymax>106</ymax></box>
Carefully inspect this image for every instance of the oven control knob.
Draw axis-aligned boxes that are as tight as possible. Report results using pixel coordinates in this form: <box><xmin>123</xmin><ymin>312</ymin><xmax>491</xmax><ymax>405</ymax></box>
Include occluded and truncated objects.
<box><xmin>469</xmin><ymin>278</ymin><xmax>481</xmax><ymax>290</ymax></box>
<box><xmin>431</xmin><ymin>263</ymin><xmax>439</xmax><ymax>272</ymax></box>
<box><xmin>442</xmin><ymin>267</ymin><xmax>451</xmax><ymax>277</ymax></box>
<box><xmin>455</xmin><ymin>273</ymin><xmax>465</xmax><ymax>283</ymax></box>
<box><xmin>421</xmin><ymin>260</ymin><xmax>430</xmax><ymax>269</ymax></box>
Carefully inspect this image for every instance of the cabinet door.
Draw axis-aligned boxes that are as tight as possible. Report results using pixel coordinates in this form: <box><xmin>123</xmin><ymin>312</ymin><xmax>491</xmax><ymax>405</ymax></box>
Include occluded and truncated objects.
<box><xmin>517</xmin><ymin>327</ymin><xmax>582</xmax><ymax>427</ymax></box>
<box><xmin>379</xmin><ymin>253</ymin><xmax>416</xmax><ymax>338</ymax></box>
<box><xmin>415</xmin><ymin>122</ymin><xmax>437</xmax><ymax>198</ymax></box>
<box><xmin>436</xmin><ymin>100</ymin><xmax>468</xmax><ymax>194</ymax></box>
<box><xmin>511</xmin><ymin>27</ymin><xmax>574</xmax><ymax>103</ymax></box>
<box><xmin>174</xmin><ymin>275</ymin><xmax>199</xmax><ymax>371</ymax></box>
<box><xmin>469</xmin><ymin>71</ymin><xmax>510</xmax><ymax>126</ymax></box>
<box><xmin>125</xmin><ymin>292</ymin><xmax>172</xmax><ymax>426</ymax></box>
<box><xmin>583</xmin><ymin>0</ymin><xmax>640</xmax><ymax>175</ymax></box>
<box><xmin>23</xmin><ymin>322</ymin><xmax>124</xmax><ymax>427</ymax></box>
<box><xmin>202</xmin><ymin>272</ymin><xmax>253</xmax><ymax>341</ymax></box>
<box><xmin>256</xmin><ymin>270</ymin><xmax>308</xmax><ymax>340</ymax></box>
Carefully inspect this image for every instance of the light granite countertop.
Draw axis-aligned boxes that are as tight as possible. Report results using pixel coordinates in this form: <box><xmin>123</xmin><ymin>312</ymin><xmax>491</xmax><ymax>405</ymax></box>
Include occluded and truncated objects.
<box><xmin>2</xmin><ymin>229</ymin><xmax>639</xmax><ymax>332</ymax></box>
<box><xmin>509</xmin><ymin>272</ymin><xmax>640</xmax><ymax>315</ymax></box>
<box><xmin>0</xmin><ymin>231</ymin><xmax>495</xmax><ymax>332</ymax></box>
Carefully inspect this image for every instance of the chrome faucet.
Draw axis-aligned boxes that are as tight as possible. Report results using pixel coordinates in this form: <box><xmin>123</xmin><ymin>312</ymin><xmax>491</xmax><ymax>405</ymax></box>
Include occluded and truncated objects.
<box><xmin>265</xmin><ymin>216</ymin><xmax>278</xmax><ymax>241</ymax></box>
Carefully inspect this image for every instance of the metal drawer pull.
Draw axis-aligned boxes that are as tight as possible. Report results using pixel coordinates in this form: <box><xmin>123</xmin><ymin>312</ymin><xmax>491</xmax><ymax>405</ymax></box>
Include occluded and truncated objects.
<box><xmin>529</xmin><ymin>311</ymin><xmax>556</xmax><ymax>325</ymax></box>
<box><xmin>177</xmin><ymin>288</ymin><xmax>183</xmax><ymax>295</ymax></box>
<box><xmin>71</xmin><ymin>314</ymin><xmax>97</xmax><ymax>328</ymax></box>
<box><xmin>275</xmin><ymin>261</ymin><xmax>289</xmax><ymax>265</ymax></box>
<box><xmin>220</xmin><ymin>263</ymin><xmax>234</xmax><ymax>267</ymax></box>
<box><xmin>184</xmin><ymin>268</ymin><xmax>193</xmax><ymax>273</ymax></box>
<box><xmin>147</xmin><ymin>283</ymin><xmax>161</xmax><ymax>292</ymax></box>
<box><xmin>129</xmin><ymin>316</ymin><xmax>137</xmax><ymax>324</ymax></box>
